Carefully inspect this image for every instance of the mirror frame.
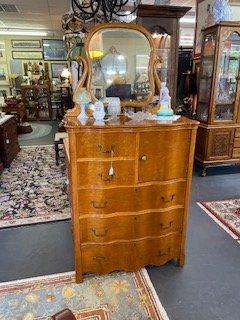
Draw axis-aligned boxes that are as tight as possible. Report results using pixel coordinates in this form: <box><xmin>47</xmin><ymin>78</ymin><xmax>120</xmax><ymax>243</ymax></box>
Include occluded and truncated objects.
<box><xmin>85</xmin><ymin>22</ymin><xmax>157</xmax><ymax>108</ymax></box>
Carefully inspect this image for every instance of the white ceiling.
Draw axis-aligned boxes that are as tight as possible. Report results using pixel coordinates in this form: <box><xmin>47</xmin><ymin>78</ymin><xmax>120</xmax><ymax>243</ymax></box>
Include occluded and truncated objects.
<box><xmin>0</xmin><ymin>0</ymin><xmax>196</xmax><ymax>33</ymax></box>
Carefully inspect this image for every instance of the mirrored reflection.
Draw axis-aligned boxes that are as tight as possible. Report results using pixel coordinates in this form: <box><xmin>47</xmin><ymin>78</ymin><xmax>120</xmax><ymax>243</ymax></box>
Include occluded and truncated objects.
<box><xmin>88</xmin><ymin>28</ymin><xmax>151</xmax><ymax>102</ymax></box>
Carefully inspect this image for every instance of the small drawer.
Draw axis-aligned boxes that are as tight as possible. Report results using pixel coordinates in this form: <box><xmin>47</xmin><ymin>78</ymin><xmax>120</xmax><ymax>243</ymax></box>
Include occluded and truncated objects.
<box><xmin>234</xmin><ymin>138</ymin><xmax>240</xmax><ymax>148</ymax></box>
<box><xmin>232</xmin><ymin>148</ymin><xmax>240</xmax><ymax>158</ymax></box>
<box><xmin>80</xmin><ymin>208</ymin><xmax>184</xmax><ymax>244</ymax></box>
<box><xmin>77</xmin><ymin>181</ymin><xmax>186</xmax><ymax>215</ymax></box>
<box><xmin>235</xmin><ymin>128</ymin><xmax>240</xmax><ymax>138</ymax></box>
<box><xmin>77</xmin><ymin>160</ymin><xmax>135</xmax><ymax>186</ymax></box>
<box><xmin>75</xmin><ymin>132</ymin><xmax>135</xmax><ymax>159</ymax></box>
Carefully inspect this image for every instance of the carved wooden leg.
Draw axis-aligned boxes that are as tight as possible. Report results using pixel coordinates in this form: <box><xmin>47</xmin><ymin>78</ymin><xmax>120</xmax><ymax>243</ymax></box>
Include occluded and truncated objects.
<box><xmin>177</xmin><ymin>253</ymin><xmax>185</xmax><ymax>267</ymax></box>
<box><xmin>75</xmin><ymin>268</ymin><xmax>83</xmax><ymax>283</ymax></box>
<box><xmin>200</xmin><ymin>165</ymin><xmax>207</xmax><ymax>177</ymax></box>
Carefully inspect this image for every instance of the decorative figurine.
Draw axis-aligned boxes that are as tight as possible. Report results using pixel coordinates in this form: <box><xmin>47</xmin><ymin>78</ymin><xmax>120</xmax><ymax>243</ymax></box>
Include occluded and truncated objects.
<box><xmin>76</xmin><ymin>88</ymin><xmax>92</xmax><ymax>121</ymax></box>
<box><xmin>93</xmin><ymin>100</ymin><xmax>105</xmax><ymax>121</ymax></box>
<box><xmin>157</xmin><ymin>82</ymin><xmax>174</xmax><ymax>117</ymax></box>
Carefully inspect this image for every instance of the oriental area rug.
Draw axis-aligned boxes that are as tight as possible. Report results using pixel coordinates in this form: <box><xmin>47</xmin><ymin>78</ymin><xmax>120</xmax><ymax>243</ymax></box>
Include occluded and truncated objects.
<box><xmin>0</xmin><ymin>269</ymin><xmax>169</xmax><ymax>320</ymax></box>
<box><xmin>198</xmin><ymin>199</ymin><xmax>240</xmax><ymax>244</ymax></box>
<box><xmin>0</xmin><ymin>145</ymin><xmax>70</xmax><ymax>228</ymax></box>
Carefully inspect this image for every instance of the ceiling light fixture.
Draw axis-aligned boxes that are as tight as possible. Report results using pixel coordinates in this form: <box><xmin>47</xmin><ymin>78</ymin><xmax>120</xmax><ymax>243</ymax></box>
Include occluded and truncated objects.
<box><xmin>71</xmin><ymin>0</ymin><xmax>141</xmax><ymax>22</ymax></box>
<box><xmin>0</xmin><ymin>29</ymin><xmax>48</xmax><ymax>36</ymax></box>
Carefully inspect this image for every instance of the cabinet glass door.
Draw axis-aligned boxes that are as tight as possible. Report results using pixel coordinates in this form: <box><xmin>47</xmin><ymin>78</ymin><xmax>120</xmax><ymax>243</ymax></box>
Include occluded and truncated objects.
<box><xmin>214</xmin><ymin>31</ymin><xmax>240</xmax><ymax>121</ymax></box>
<box><xmin>197</xmin><ymin>33</ymin><xmax>216</xmax><ymax>122</ymax></box>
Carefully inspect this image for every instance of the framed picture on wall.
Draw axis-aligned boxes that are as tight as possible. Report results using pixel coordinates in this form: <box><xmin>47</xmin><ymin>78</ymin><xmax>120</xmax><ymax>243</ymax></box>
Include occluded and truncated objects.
<box><xmin>11</xmin><ymin>40</ymin><xmax>41</xmax><ymax>48</ymax></box>
<box><xmin>51</xmin><ymin>63</ymin><xmax>68</xmax><ymax>78</ymax></box>
<box><xmin>43</xmin><ymin>39</ymin><xmax>67</xmax><ymax>61</ymax></box>
<box><xmin>0</xmin><ymin>64</ymin><xmax>9</xmax><ymax>85</ymax></box>
<box><xmin>12</xmin><ymin>51</ymin><xmax>43</xmax><ymax>60</ymax></box>
<box><xmin>0</xmin><ymin>41</ymin><xmax>6</xmax><ymax>63</ymax></box>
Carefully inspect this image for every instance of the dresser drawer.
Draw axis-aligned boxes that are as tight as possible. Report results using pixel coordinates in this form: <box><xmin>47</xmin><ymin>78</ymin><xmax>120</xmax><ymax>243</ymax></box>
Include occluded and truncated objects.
<box><xmin>235</xmin><ymin>128</ymin><xmax>240</xmax><ymax>138</ymax></box>
<box><xmin>77</xmin><ymin>181</ymin><xmax>186</xmax><ymax>214</ymax></box>
<box><xmin>232</xmin><ymin>148</ymin><xmax>240</xmax><ymax>158</ymax></box>
<box><xmin>80</xmin><ymin>208</ymin><xmax>184</xmax><ymax>243</ymax></box>
<box><xmin>81</xmin><ymin>234</ymin><xmax>181</xmax><ymax>274</ymax></box>
<box><xmin>234</xmin><ymin>138</ymin><xmax>240</xmax><ymax>148</ymax></box>
<box><xmin>81</xmin><ymin>242</ymin><xmax>136</xmax><ymax>274</ymax></box>
<box><xmin>75</xmin><ymin>132</ymin><xmax>135</xmax><ymax>159</ymax></box>
<box><xmin>77</xmin><ymin>160</ymin><xmax>135</xmax><ymax>186</ymax></box>
<box><xmin>138</xmin><ymin>130</ymin><xmax>191</xmax><ymax>182</ymax></box>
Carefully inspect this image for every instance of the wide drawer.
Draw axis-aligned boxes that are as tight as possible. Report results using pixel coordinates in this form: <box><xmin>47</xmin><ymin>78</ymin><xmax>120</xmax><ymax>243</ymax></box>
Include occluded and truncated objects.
<box><xmin>81</xmin><ymin>234</ymin><xmax>181</xmax><ymax>274</ymax></box>
<box><xmin>77</xmin><ymin>181</ymin><xmax>186</xmax><ymax>214</ymax></box>
<box><xmin>232</xmin><ymin>148</ymin><xmax>240</xmax><ymax>158</ymax></box>
<box><xmin>234</xmin><ymin>138</ymin><xmax>240</xmax><ymax>148</ymax></box>
<box><xmin>75</xmin><ymin>132</ymin><xmax>135</xmax><ymax>159</ymax></box>
<box><xmin>80</xmin><ymin>208</ymin><xmax>184</xmax><ymax>243</ymax></box>
<box><xmin>235</xmin><ymin>128</ymin><xmax>240</xmax><ymax>138</ymax></box>
<box><xmin>77</xmin><ymin>160</ymin><xmax>135</xmax><ymax>186</ymax></box>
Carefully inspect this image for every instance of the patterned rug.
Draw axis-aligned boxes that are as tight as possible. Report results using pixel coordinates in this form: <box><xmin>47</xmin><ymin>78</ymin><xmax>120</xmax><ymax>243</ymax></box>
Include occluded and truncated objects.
<box><xmin>0</xmin><ymin>269</ymin><xmax>169</xmax><ymax>320</ymax></box>
<box><xmin>0</xmin><ymin>145</ymin><xmax>70</xmax><ymax>228</ymax></box>
<box><xmin>198</xmin><ymin>199</ymin><xmax>240</xmax><ymax>244</ymax></box>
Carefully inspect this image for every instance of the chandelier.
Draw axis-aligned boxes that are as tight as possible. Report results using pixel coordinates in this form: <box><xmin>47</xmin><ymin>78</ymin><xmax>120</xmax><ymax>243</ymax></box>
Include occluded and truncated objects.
<box><xmin>71</xmin><ymin>0</ymin><xmax>141</xmax><ymax>22</ymax></box>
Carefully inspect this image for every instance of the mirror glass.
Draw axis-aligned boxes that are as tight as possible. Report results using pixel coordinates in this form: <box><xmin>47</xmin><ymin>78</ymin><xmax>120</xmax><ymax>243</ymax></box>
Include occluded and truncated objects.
<box><xmin>88</xmin><ymin>28</ymin><xmax>151</xmax><ymax>102</ymax></box>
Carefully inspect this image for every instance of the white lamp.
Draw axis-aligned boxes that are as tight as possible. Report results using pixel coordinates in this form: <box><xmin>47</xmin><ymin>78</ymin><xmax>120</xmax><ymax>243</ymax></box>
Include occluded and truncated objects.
<box><xmin>61</xmin><ymin>68</ymin><xmax>71</xmax><ymax>85</ymax></box>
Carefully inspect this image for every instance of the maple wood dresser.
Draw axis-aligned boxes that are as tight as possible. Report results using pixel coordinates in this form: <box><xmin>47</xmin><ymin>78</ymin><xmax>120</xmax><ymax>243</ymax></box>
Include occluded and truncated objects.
<box><xmin>65</xmin><ymin>115</ymin><xmax>198</xmax><ymax>282</ymax></box>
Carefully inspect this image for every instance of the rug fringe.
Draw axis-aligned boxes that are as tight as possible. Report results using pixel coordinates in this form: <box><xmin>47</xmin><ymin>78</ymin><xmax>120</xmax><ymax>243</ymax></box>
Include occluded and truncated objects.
<box><xmin>140</xmin><ymin>268</ymin><xmax>170</xmax><ymax>320</ymax></box>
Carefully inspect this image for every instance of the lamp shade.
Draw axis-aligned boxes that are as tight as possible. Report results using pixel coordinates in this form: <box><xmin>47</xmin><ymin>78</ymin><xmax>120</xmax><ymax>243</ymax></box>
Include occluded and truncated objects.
<box><xmin>61</xmin><ymin>68</ymin><xmax>71</xmax><ymax>78</ymax></box>
<box><xmin>89</xmin><ymin>32</ymin><xmax>104</xmax><ymax>59</ymax></box>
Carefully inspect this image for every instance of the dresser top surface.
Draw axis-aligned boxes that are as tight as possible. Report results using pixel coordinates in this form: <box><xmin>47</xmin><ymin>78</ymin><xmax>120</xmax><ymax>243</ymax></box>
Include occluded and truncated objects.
<box><xmin>66</xmin><ymin>115</ymin><xmax>199</xmax><ymax>131</ymax></box>
<box><xmin>0</xmin><ymin>115</ymin><xmax>14</xmax><ymax>126</ymax></box>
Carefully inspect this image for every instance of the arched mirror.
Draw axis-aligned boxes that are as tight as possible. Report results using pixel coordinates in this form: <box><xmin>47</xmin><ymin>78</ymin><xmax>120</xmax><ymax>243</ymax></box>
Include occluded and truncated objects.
<box><xmin>85</xmin><ymin>23</ymin><xmax>156</xmax><ymax>108</ymax></box>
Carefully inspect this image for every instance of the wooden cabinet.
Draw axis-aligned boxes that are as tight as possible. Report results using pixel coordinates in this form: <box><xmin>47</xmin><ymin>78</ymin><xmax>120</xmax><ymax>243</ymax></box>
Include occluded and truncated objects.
<box><xmin>66</xmin><ymin>115</ymin><xmax>198</xmax><ymax>282</ymax></box>
<box><xmin>0</xmin><ymin>115</ymin><xmax>20</xmax><ymax>168</ymax></box>
<box><xmin>21</xmin><ymin>84</ymin><xmax>52</xmax><ymax>121</ymax></box>
<box><xmin>195</xmin><ymin>22</ymin><xmax>240</xmax><ymax>175</ymax></box>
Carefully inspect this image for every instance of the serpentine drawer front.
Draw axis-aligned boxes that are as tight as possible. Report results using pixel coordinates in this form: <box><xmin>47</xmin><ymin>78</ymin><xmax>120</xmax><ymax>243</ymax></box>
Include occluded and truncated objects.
<box><xmin>66</xmin><ymin>116</ymin><xmax>198</xmax><ymax>282</ymax></box>
<box><xmin>79</xmin><ymin>208</ymin><xmax>184</xmax><ymax>244</ymax></box>
<box><xmin>77</xmin><ymin>181</ymin><xmax>186</xmax><ymax>215</ymax></box>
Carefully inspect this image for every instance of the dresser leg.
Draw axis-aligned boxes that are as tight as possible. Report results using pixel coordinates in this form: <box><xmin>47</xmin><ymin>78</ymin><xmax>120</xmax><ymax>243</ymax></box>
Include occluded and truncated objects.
<box><xmin>177</xmin><ymin>253</ymin><xmax>185</xmax><ymax>267</ymax></box>
<box><xmin>75</xmin><ymin>270</ymin><xmax>83</xmax><ymax>283</ymax></box>
<box><xmin>200</xmin><ymin>165</ymin><xmax>207</xmax><ymax>177</ymax></box>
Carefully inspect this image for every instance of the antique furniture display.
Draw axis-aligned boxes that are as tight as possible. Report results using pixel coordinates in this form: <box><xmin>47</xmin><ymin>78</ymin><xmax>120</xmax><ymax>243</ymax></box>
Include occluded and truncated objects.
<box><xmin>0</xmin><ymin>115</ymin><xmax>20</xmax><ymax>168</ymax></box>
<box><xmin>21</xmin><ymin>84</ymin><xmax>52</xmax><ymax>121</ymax></box>
<box><xmin>136</xmin><ymin>5</ymin><xmax>191</xmax><ymax>108</ymax></box>
<box><xmin>195</xmin><ymin>22</ymin><xmax>240</xmax><ymax>176</ymax></box>
<box><xmin>65</xmin><ymin>115</ymin><xmax>198</xmax><ymax>283</ymax></box>
<box><xmin>66</xmin><ymin>22</ymin><xmax>199</xmax><ymax>283</ymax></box>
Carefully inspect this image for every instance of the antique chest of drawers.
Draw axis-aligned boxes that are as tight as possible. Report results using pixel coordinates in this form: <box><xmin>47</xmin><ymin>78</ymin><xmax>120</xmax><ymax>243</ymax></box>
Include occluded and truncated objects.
<box><xmin>0</xmin><ymin>115</ymin><xmax>20</xmax><ymax>168</ymax></box>
<box><xmin>65</xmin><ymin>115</ymin><xmax>198</xmax><ymax>282</ymax></box>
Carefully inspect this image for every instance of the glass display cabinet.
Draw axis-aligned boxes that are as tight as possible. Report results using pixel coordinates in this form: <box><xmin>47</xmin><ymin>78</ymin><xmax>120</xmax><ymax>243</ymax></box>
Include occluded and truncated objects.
<box><xmin>195</xmin><ymin>22</ymin><xmax>240</xmax><ymax>176</ymax></box>
<box><xmin>21</xmin><ymin>85</ymin><xmax>52</xmax><ymax>121</ymax></box>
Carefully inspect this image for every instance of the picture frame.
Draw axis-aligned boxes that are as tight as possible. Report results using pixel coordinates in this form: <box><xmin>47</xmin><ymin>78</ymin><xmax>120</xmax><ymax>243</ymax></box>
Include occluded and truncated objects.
<box><xmin>51</xmin><ymin>63</ymin><xmax>68</xmax><ymax>78</ymax></box>
<box><xmin>12</xmin><ymin>51</ymin><xmax>43</xmax><ymax>60</ymax></box>
<box><xmin>0</xmin><ymin>63</ymin><xmax>9</xmax><ymax>85</ymax></box>
<box><xmin>43</xmin><ymin>39</ymin><xmax>67</xmax><ymax>61</ymax></box>
<box><xmin>0</xmin><ymin>41</ymin><xmax>6</xmax><ymax>63</ymax></box>
<box><xmin>11</xmin><ymin>40</ymin><xmax>41</xmax><ymax>48</ymax></box>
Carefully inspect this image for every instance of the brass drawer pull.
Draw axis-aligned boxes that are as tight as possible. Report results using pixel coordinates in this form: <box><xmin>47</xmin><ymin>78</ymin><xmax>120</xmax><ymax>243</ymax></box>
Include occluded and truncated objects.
<box><xmin>91</xmin><ymin>201</ymin><xmax>107</xmax><ymax>209</ymax></box>
<box><xmin>92</xmin><ymin>228</ymin><xmax>108</xmax><ymax>237</ymax></box>
<box><xmin>160</xmin><ymin>221</ymin><xmax>173</xmax><ymax>230</ymax></box>
<box><xmin>158</xmin><ymin>248</ymin><xmax>171</xmax><ymax>257</ymax></box>
<box><xmin>98</xmin><ymin>144</ymin><xmax>115</xmax><ymax>154</ymax></box>
<box><xmin>99</xmin><ymin>173</ymin><xmax>115</xmax><ymax>181</ymax></box>
<box><xmin>161</xmin><ymin>194</ymin><xmax>175</xmax><ymax>203</ymax></box>
<box><xmin>92</xmin><ymin>256</ymin><xmax>108</xmax><ymax>261</ymax></box>
<box><xmin>140</xmin><ymin>155</ymin><xmax>147</xmax><ymax>161</ymax></box>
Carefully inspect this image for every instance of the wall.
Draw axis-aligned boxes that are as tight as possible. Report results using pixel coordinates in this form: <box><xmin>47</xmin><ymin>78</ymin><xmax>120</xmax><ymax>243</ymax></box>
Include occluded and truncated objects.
<box><xmin>0</xmin><ymin>34</ymin><xmax>68</xmax><ymax>96</ymax></box>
